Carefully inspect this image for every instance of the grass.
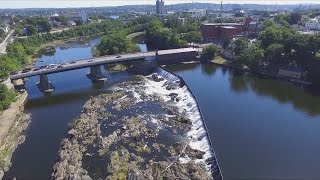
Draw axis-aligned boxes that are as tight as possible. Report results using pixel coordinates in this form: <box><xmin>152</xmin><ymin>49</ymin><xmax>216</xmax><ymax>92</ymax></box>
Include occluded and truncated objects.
<box><xmin>211</xmin><ymin>56</ymin><xmax>227</xmax><ymax>65</ymax></box>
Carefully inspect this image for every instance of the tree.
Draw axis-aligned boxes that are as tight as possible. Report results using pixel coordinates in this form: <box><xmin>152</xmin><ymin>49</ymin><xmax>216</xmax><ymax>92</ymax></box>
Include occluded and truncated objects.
<box><xmin>26</xmin><ymin>25</ymin><xmax>37</xmax><ymax>35</ymax></box>
<box><xmin>265</xmin><ymin>43</ymin><xmax>285</xmax><ymax>64</ymax></box>
<box><xmin>97</xmin><ymin>32</ymin><xmax>139</xmax><ymax>56</ymax></box>
<box><xmin>0</xmin><ymin>84</ymin><xmax>16</xmax><ymax>111</ymax></box>
<box><xmin>203</xmin><ymin>44</ymin><xmax>218</xmax><ymax>59</ymax></box>
<box><xmin>183</xmin><ymin>31</ymin><xmax>202</xmax><ymax>43</ymax></box>
<box><xmin>0</xmin><ymin>29</ymin><xmax>5</xmax><ymax>39</ymax></box>
<box><xmin>259</xmin><ymin>24</ymin><xmax>283</xmax><ymax>48</ymax></box>
<box><xmin>288</xmin><ymin>12</ymin><xmax>302</xmax><ymax>25</ymax></box>
<box><xmin>238</xmin><ymin>46</ymin><xmax>264</xmax><ymax>68</ymax></box>
<box><xmin>233</xmin><ymin>38</ymin><xmax>249</xmax><ymax>56</ymax></box>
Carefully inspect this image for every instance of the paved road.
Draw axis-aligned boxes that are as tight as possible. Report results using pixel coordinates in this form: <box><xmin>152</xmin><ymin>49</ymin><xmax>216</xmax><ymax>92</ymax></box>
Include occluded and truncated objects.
<box><xmin>0</xmin><ymin>30</ymin><xmax>15</xmax><ymax>54</ymax></box>
<box><xmin>10</xmin><ymin>48</ymin><xmax>198</xmax><ymax>80</ymax></box>
<box><xmin>10</xmin><ymin>52</ymin><xmax>155</xmax><ymax>80</ymax></box>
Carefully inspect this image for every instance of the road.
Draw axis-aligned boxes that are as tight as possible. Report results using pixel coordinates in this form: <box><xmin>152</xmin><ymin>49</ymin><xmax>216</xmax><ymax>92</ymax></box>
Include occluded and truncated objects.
<box><xmin>10</xmin><ymin>48</ymin><xmax>198</xmax><ymax>80</ymax></box>
<box><xmin>0</xmin><ymin>30</ymin><xmax>15</xmax><ymax>54</ymax></box>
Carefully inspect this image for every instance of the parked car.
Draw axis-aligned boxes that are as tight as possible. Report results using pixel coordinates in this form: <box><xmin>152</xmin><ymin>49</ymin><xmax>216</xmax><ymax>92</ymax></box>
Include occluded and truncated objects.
<box><xmin>47</xmin><ymin>65</ymin><xmax>56</xmax><ymax>69</ymax></box>
<box><xmin>39</xmin><ymin>65</ymin><xmax>48</xmax><ymax>69</ymax></box>
<box><xmin>22</xmin><ymin>68</ymin><xmax>32</xmax><ymax>73</ymax></box>
<box><xmin>88</xmin><ymin>59</ymin><xmax>94</xmax><ymax>62</ymax></box>
<box><xmin>10</xmin><ymin>71</ymin><xmax>18</xmax><ymax>75</ymax></box>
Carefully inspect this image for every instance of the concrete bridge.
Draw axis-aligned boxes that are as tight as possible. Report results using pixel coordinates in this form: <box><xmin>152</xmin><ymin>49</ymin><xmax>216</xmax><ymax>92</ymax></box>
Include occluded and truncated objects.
<box><xmin>10</xmin><ymin>48</ymin><xmax>200</xmax><ymax>93</ymax></box>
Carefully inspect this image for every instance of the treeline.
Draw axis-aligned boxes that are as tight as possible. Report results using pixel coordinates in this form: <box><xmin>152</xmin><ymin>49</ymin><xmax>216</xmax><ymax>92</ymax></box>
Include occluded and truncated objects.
<box><xmin>127</xmin><ymin>15</ymin><xmax>203</xmax><ymax>50</ymax></box>
<box><xmin>232</xmin><ymin>20</ymin><xmax>320</xmax><ymax>82</ymax></box>
<box><xmin>14</xmin><ymin>16</ymin><xmax>52</xmax><ymax>36</ymax></box>
<box><xmin>1</xmin><ymin>19</ymin><xmax>125</xmax><ymax>79</ymax></box>
<box><xmin>96</xmin><ymin>32</ymin><xmax>139</xmax><ymax>56</ymax></box>
<box><xmin>0</xmin><ymin>19</ymin><xmax>126</xmax><ymax>111</ymax></box>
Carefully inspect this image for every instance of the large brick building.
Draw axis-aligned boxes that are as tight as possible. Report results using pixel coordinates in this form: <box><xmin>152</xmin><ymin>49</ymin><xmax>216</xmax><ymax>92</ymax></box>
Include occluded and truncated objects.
<box><xmin>201</xmin><ymin>18</ymin><xmax>261</xmax><ymax>42</ymax></box>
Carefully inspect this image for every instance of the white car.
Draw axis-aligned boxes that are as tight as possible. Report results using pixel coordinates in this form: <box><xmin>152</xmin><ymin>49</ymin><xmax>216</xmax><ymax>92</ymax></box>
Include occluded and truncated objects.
<box><xmin>47</xmin><ymin>64</ymin><xmax>57</xmax><ymax>69</ymax></box>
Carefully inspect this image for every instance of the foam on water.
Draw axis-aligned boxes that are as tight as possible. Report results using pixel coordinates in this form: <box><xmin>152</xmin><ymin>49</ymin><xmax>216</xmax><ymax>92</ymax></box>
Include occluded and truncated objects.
<box><xmin>143</xmin><ymin>67</ymin><xmax>222</xmax><ymax>178</ymax></box>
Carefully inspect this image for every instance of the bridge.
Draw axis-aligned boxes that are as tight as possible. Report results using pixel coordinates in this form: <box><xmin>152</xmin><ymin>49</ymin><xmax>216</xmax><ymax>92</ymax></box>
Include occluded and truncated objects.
<box><xmin>10</xmin><ymin>48</ymin><xmax>200</xmax><ymax>93</ymax></box>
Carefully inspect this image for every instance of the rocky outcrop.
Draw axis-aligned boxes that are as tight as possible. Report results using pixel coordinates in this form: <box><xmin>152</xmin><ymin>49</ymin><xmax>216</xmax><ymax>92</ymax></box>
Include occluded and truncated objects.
<box><xmin>0</xmin><ymin>113</ymin><xmax>31</xmax><ymax>180</ymax></box>
<box><xmin>51</xmin><ymin>77</ymin><xmax>213</xmax><ymax>180</ymax></box>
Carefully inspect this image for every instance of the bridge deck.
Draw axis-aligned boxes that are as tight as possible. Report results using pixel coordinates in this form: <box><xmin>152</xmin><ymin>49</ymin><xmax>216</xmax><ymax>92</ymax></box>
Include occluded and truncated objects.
<box><xmin>10</xmin><ymin>48</ymin><xmax>198</xmax><ymax>80</ymax></box>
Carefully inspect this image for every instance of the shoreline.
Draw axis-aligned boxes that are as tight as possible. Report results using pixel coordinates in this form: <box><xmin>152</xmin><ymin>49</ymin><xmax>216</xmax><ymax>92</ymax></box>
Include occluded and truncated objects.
<box><xmin>210</xmin><ymin>56</ymin><xmax>312</xmax><ymax>86</ymax></box>
<box><xmin>0</xmin><ymin>92</ymin><xmax>31</xmax><ymax>179</ymax></box>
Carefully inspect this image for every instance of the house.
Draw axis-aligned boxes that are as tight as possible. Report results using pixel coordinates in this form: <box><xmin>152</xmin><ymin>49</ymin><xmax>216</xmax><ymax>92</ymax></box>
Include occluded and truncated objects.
<box><xmin>201</xmin><ymin>22</ymin><xmax>244</xmax><ymax>42</ymax></box>
<box><xmin>243</xmin><ymin>17</ymin><xmax>262</xmax><ymax>37</ymax></box>
<box><xmin>182</xmin><ymin>9</ymin><xmax>207</xmax><ymax>18</ymax></box>
<box><xmin>278</xmin><ymin>65</ymin><xmax>306</xmax><ymax>79</ymax></box>
<box><xmin>61</xmin><ymin>12</ymin><xmax>88</xmax><ymax>23</ymax></box>
<box><xmin>305</xmin><ymin>18</ymin><xmax>320</xmax><ymax>30</ymax></box>
<box><xmin>0</xmin><ymin>24</ymin><xmax>9</xmax><ymax>33</ymax></box>
<box><xmin>67</xmin><ymin>20</ymin><xmax>76</xmax><ymax>26</ymax></box>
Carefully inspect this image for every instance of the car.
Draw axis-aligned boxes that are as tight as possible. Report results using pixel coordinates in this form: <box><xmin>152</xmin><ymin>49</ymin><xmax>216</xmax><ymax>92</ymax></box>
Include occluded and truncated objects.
<box><xmin>22</xmin><ymin>68</ymin><xmax>32</xmax><ymax>73</ymax></box>
<box><xmin>10</xmin><ymin>71</ymin><xmax>18</xmax><ymax>75</ymax></box>
<box><xmin>39</xmin><ymin>65</ymin><xmax>48</xmax><ymax>69</ymax></box>
<box><xmin>116</xmin><ymin>55</ymin><xmax>121</xmax><ymax>58</ymax></box>
<box><xmin>47</xmin><ymin>65</ymin><xmax>56</xmax><ymax>69</ymax></box>
<box><xmin>70</xmin><ymin>61</ymin><xmax>77</xmax><ymax>64</ymax></box>
<box><xmin>33</xmin><ymin>68</ymin><xmax>40</xmax><ymax>71</ymax></box>
<box><xmin>88</xmin><ymin>59</ymin><xmax>93</xmax><ymax>62</ymax></box>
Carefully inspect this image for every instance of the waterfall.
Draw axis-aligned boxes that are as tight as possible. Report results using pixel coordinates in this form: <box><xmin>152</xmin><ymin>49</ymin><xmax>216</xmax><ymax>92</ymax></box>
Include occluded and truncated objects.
<box><xmin>148</xmin><ymin>67</ymin><xmax>222</xmax><ymax>180</ymax></box>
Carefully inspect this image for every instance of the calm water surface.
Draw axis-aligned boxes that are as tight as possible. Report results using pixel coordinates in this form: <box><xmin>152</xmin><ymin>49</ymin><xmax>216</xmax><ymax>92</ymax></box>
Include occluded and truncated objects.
<box><xmin>5</xmin><ymin>41</ymin><xmax>320</xmax><ymax>179</ymax></box>
<box><xmin>167</xmin><ymin>63</ymin><xmax>320</xmax><ymax>180</ymax></box>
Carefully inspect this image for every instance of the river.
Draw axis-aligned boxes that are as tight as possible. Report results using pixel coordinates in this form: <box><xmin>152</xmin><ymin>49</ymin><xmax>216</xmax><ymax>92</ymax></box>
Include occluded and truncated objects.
<box><xmin>5</xmin><ymin>39</ymin><xmax>320</xmax><ymax>179</ymax></box>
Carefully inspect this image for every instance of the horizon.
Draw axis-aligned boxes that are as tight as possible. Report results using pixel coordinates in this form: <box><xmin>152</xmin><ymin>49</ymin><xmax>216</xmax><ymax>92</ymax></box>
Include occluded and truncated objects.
<box><xmin>0</xmin><ymin>0</ymin><xmax>319</xmax><ymax>9</ymax></box>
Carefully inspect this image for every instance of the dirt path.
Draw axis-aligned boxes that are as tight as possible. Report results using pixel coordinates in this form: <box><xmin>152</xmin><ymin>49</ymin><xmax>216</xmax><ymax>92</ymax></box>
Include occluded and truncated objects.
<box><xmin>0</xmin><ymin>92</ymin><xmax>27</xmax><ymax>144</ymax></box>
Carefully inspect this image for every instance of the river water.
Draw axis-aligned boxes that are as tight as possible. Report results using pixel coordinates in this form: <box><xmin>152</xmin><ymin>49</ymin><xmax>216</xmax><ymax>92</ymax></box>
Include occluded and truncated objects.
<box><xmin>5</xmin><ymin>39</ymin><xmax>320</xmax><ymax>179</ymax></box>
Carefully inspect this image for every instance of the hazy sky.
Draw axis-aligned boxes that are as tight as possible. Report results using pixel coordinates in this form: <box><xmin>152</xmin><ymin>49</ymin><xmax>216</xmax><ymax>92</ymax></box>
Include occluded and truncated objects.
<box><xmin>0</xmin><ymin>0</ymin><xmax>319</xmax><ymax>8</ymax></box>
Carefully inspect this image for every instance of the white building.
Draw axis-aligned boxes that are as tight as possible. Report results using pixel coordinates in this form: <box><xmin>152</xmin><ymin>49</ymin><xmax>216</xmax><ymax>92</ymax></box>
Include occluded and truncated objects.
<box><xmin>183</xmin><ymin>9</ymin><xmax>206</xmax><ymax>18</ymax></box>
<box><xmin>0</xmin><ymin>24</ymin><xmax>9</xmax><ymax>33</ymax></box>
<box><xmin>305</xmin><ymin>18</ymin><xmax>320</xmax><ymax>30</ymax></box>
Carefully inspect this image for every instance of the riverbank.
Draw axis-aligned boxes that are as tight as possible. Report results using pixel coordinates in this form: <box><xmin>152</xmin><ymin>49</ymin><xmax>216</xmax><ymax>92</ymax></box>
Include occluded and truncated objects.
<box><xmin>0</xmin><ymin>92</ymin><xmax>31</xmax><ymax>179</ymax></box>
<box><xmin>209</xmin><ymin>56</ymin><xmax>312</xmax><ymax>86</ymax></box>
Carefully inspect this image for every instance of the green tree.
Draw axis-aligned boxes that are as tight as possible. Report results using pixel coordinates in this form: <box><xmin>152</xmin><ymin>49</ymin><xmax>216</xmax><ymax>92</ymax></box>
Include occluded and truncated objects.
<box><xmin>203</xmin><ymin>44</ymin><xmax>218</xmax><ymax>59</ymax></box>
<box><xmin>0</xmin><ymin>29</ymin><xmax>5</xmax><ymax>39</ymax></box>
<box><xmin>0</xmin><ymin>84</ymin><xmax>16</xmax><ymax>111</ymax></box>
<box><xmin>183</xmin><ymin>31</ymin><xmax>202</xmax><ymax>43</ymax></box>
<box><xmin>233</xmin><ymin>38</ymin><xmax>249</xmax><ymax>56</ymax></box>
<box><xmin>265</xmin><ymin>43</ymin><xmax>285</xmax><ymax>64</ymax></box>
<box><xmin>97</xmin><ymin>32</ymin><xmax>139</xmax><ymax>56</ymax></box>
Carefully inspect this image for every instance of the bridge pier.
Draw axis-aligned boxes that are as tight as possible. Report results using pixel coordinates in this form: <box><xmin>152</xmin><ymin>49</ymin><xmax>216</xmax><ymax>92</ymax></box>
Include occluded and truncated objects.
<box><xmin>86</xmin><ymin>65</ymin><xmax>107</xmax><ymax>83</ymax></box>
<box><xmin>36</xmin><ymin>74</ymin><xmax>55</xmax><ymax>93</ymax></box>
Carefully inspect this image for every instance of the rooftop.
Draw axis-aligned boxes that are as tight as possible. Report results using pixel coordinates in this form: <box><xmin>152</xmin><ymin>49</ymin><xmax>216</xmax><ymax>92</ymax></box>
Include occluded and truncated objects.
<box><xmin>202</xmin><ymin>22</ymin><xmax>243</xmax><ymax>26</ymax></box>
<box><xmin>221</xmin><ymin>26</ymin><xmax>236</xmax><ymax>29</ymax></box>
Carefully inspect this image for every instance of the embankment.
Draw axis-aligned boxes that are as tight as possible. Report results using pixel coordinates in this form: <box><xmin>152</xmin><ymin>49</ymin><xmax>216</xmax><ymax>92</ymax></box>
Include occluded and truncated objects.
<box><xmin>0</xmin><ymin>92</ymin><xmax>31</xmax><ymax>179</ymax></box>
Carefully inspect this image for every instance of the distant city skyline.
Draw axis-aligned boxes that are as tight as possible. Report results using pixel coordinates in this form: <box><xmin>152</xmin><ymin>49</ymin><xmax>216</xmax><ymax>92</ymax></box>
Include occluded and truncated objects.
<box><xmin>0</xmin><ymin>0</ymin><xmax>319</xmax><ymax>9</ymax></box>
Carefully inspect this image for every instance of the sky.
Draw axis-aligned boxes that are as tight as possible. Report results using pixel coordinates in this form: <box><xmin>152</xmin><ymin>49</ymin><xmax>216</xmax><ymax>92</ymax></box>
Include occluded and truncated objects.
<box><xmin>0</xmin><ymin>0</ymin><xmax>319</xmax><ymax>8</ymax></box>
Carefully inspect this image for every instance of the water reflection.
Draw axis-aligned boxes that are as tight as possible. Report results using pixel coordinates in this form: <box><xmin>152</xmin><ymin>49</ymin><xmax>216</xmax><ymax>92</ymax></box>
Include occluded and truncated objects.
<box><xmin>169</xmin><ymin>63</ymin><xmax>320</xmax><ymax>179</ymax></box>
<box><xmin>227</xmin><ymin>68</ymin><xmax>320</xmax><ymax>116</ymax></box>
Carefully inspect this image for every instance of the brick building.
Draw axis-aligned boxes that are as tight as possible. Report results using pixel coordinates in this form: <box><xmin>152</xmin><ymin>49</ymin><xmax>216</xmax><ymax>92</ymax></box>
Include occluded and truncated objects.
<box><xmin>201</xmin><ymin>17</ymin><xmax>261</xmax><ymax>42</ymax></box>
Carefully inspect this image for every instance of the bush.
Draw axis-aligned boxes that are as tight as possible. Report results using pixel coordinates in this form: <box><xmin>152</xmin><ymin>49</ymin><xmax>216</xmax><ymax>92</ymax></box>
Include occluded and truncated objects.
<box><xmin>0</xmin><ymin>85</ymin><xmax>16</xmax><ymax>111</ymax></box>
<box><xmin>203</xmin><ymin>45</ymin><xmax>218</xmax><ymax>59</ymax></box>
